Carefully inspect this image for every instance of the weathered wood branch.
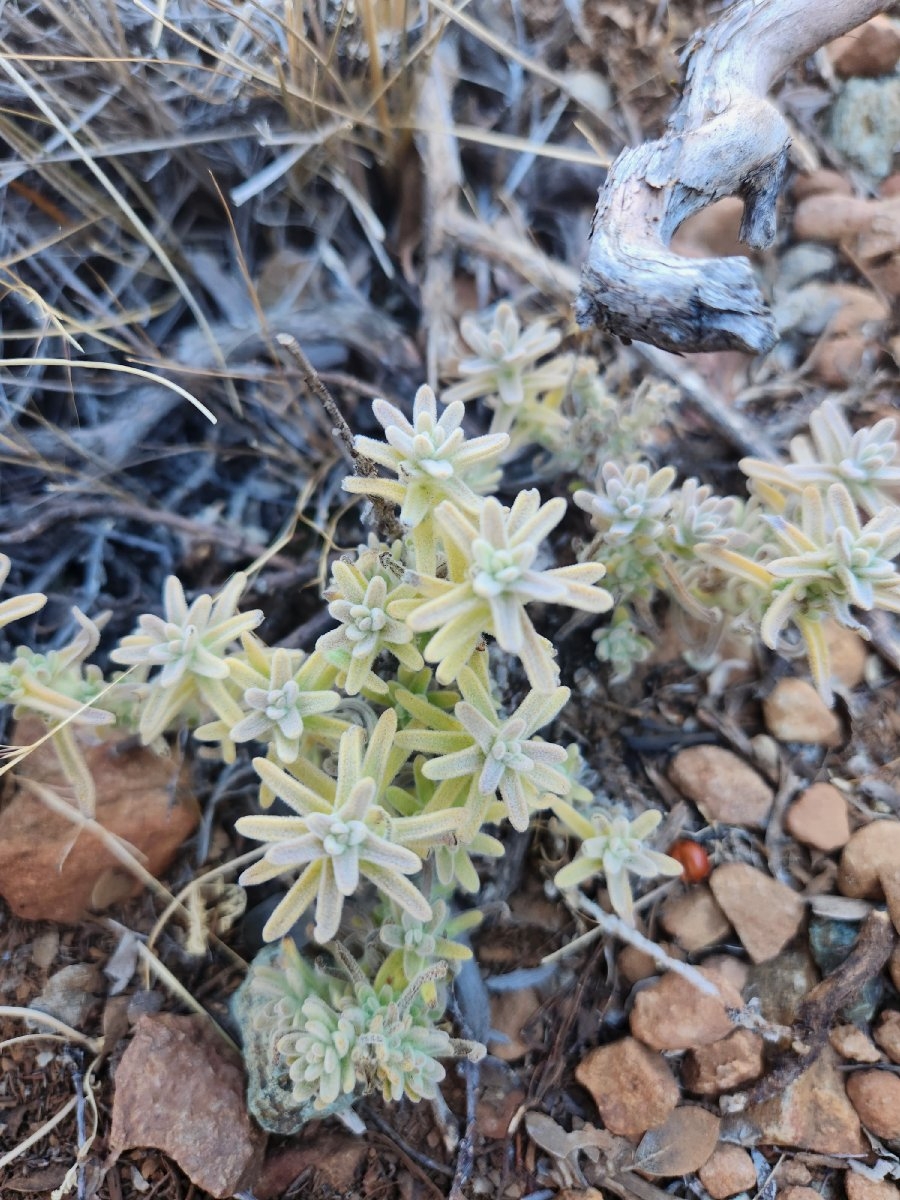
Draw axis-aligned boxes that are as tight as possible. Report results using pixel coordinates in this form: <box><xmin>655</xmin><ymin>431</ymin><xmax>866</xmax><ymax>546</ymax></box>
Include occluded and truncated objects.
<box><xmin>577</xmin><ymin>0</ymin><xmax>894</xmax><ymax>355</ymax></box>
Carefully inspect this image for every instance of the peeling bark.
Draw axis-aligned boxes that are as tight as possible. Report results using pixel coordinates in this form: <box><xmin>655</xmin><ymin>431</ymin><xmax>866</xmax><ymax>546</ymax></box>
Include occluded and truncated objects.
<box><xmin>577</xmin><ymin>0</ymin><xmax>893</xmax><ymax>355</ymax></box>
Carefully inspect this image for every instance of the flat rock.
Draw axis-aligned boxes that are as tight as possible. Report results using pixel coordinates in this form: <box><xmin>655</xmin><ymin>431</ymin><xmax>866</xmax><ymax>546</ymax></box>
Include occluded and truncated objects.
<box><xmin>824</xmin><ymin>620</ymin><xmax>869</xmax><ymax>689</ymax></box>
<box><xmin>634</xmin><ymin>1106</ymin><xmax>720</xmax><ymax>1176</ymax></box>
<box><xmin>575</xmin><ymin>1037</ymin><xmax>679</xmax><ymax>1140</ymax></box>
<box><xmin>110</xmin><ymin>1014</ymin><xmax>266</xmax><ymax>1198</ymax></box>
<box><xmin>252</xmin><ymin>1132</ymin><xmax>366</xmax><ymax>1199</ymax></box>
<box><xmin>698</xmin><ymin>1146</ymin><xmax>757</xmax><ymax>1199</ymax></box>
<box><xmin>668</xmin><ymin>746</ymin><xmax>773</xmax><ymax>829</ymax></box>
<box><xmin>0</xmin><ymin>719</ymin><xmax>198</xmax><ymax>923</ymax></box>
<box><xmin>785</xmin><ymin>783</ymin><xmax>851</xmax><ymax>852</ymax></box>
<box><xmin>874</xmin><ymin>1011</ymin><xmax>900</xmax><ymax>1065</ymax></box>
<box><xmin>845</xmin><ymin>1173</ymin><xmax>900</xmax><ymax>1200</ymax></box>
<box><xmin>682</xmin><ymin>1029</ymin><xmax>765</xmax><ymax>1096</ymax></box>
<box><xmin>660</xmin><ymin>887</ymin><xmax>731</xmax><ymax>953</ymax></box>
<box><xmin>709</xmin><ymin>864</ymin><xmax>805</xmax><ymax>963</ymax></box>
<box><xmin>630</xmin><ymin>966</ymin><xmax>742</xmax><ymax>1052</ymax></box>
<box><xmin>738</xmin><ymin>1046</ymin><xmax>865</xmax><ymax>1154</ymax></box>
<box><xmin>828</xmin><ymin>16</ymin><xmax>900</xmax><ymax>78</ymax></box>
<box><xmin>829</xmin><ymin>1024</ymin><xmax>882</xmax><ymax>1063</ymax></box>
<box><xmin>839</xmin><ymin>821</ymin><xmax>900</xmax><ymax>899</ymax></box>
<box><xmin>618</xmin><ymin>944</ymin><xmax>662</xmax><ymax>984</ymax></box>
<box><xmin>489</xmin><ymin>986</ymin><xmax>540</xmax><ymax>1061</ymax></box>
<box><xmin>763</xmin><ymin>679</ymin><xmax>842</xmax><ymax>746</ymax></box>
<box><xmin>846</xmin><ymin>1069</ymin><xmax>900</xmax><ymax>1140</ymax></box>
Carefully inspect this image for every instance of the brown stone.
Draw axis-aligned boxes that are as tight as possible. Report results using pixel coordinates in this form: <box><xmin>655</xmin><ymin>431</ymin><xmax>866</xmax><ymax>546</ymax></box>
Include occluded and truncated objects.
<box><xmin>845</xmin><ymin>1174</ymin><xmax>900</xmax><ymax>1200</ymax></box>
<box><xmin>742</xmin><ymin>1046</ymin><xmax>865</xmax><ymax>1154</ymax></box>
<box><xmin>660</xmin><ymin>887</ymin><xmax>731</xmax><ymax>953</ymax></box>
<box><xmin>782</xmin><ymin>1190</ymin><xmax>827</xmax><ymax>1200</ymax></box>
<box><xmin>575</xmin><ymin>1037</ymin><xmax>679</xmax><ymax>1141</ymax></box>
<box><xmin>830</xmin><ymin>1024</ymin><xmax>882</xmax><ymax>1064</ymax></box>
<box><xmin>839</xmin><ymin>821</ymin><xmax>900</xmax><ymax>899</ymax></box>
<box><xmin>763</xmin><ymin>678</ymin><xmax>842</xmax><ymax>746</ymax></box>
<box><xmin>110</xmin><ymin>1014</ymin><xmax>266</xmax><ymax>1198</ymax></box>
<box><xmin>634</xmin><ymin>1106</ymin><xmax>720</xmax><ymax>1176</ymax></box>
<box><xmin>0</xmin><ymin>720</ymin><xmax>198</xmax><ymax>923</ymax></box>
<box><xmin>488</xmin><ymin>987</ymin><xmax>540</xmax><ymax>1062</ymax></box>
<box><xmin>786</xmin><ymin>783</ymin><xmax>851</xmax><ymax>853</ymax></box>
<box><xmin>709</xmin><ymin>864</ymin><xmax>805</xmax><ymax>964</ymax></box>
<box><xmin>682</xmin><ymin>1029</ymin><xmax>766</xmax><ymax>1096</ymax></box>
<box><xmin>476</xmin><ymin>1085</ymin><xmax>526</xmax><ymax>1140</ymax></box>
<box><xmin>703</xmin><ymin>954</ymin><xmax>750</xmax><ymax>995</ymax></box>
<box><xmin>668</xmin><ymin>746</ymin><xmax>773</xmax><ymax>829</ymax></box>
<box><xmin>874</xmin><ymin>1011</ymin><xmax>900</xmax><ymax>1065</ymax></box>
<box><xmin>672</xmin><ymin>198</ymin><xmax>749</xmax><ymax>260</ymax></box>
<box><xmin>824</xmin><ymin>620</ymin><xmax>869</xmax><ymax>690</ymax></box>
<box><xmin>793</xmin><ymin>169</ymin><xmax>855</xmax><ymax>201</ymax></box>
<box><xmin>828</xmin><ymin>16</ymin><xmax>900</xmax><ymax>78</ymax></box>
<box><xmin>618</xmin><ymin>944</ymin><xmax>660</xmax><ymax>984</ymax></box>
<box><xmin>698</xmin><ymin>1146</ymin><xmax>757</xmax><ymax>1199</ymax></box>
<box><xmin>629</xmin><ymin>967</ymin><xmax>742</xmax><ymax>1052</ymax></box>
<box><xmin>252</xmin><ymin>1133</ymin><xmax>367</xmax><ymax>1200</ymax></box>
<box><xmin>846</xmin><ymin>1070</ymin><xmax>900</xmax><ymax>1140</ymax></box>
<box><xmin>891</xmin><ymin>946</ymin><xmax>900</xmax><ymax>993</ymax></box>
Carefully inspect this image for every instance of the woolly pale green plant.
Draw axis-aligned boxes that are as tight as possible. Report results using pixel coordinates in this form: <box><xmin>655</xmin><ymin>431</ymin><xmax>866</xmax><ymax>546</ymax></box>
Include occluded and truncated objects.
<box><xmin>236</xmin><ymin>710</ymin><xmax>461</xmax><ymax>942</ymax></box>
<box><xmin>111</xmin><ymin>572</ymin><xmax>263</xmax><ymax>742</ymax></box>
<box><xmin>553</xmin><ymin>808</ymin><xmax>682</xmax><ymax>925</ymax></box>
<box><xmin>342</xmin><ymin>384</ymin><xmax>509</xmax><ymax>575</ymax></box>
<box><xmin>394</xmin><ymin>490</ymin><xmax>612</xmax><ymax>689</ymax></box>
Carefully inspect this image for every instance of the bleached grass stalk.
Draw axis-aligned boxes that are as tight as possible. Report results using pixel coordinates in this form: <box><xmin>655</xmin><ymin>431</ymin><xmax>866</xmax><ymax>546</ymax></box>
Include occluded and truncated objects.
<box><xmin>0</xmin><ymin>358</ymin><xmax>216</xmax><ymax>424</ymax></box>
<box><xmin>547</xmin><ymin>891</ymin><xmax>721</xmax><ymax>999</ymax></box>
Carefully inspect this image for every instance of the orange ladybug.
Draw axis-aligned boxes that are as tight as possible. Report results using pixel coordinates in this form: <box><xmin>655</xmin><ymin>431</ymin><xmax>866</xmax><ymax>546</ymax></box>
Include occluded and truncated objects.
<box><xmin>668</xmin><ymin>839</ymin><xmax>711</xmax><ymax>884</ymax></box>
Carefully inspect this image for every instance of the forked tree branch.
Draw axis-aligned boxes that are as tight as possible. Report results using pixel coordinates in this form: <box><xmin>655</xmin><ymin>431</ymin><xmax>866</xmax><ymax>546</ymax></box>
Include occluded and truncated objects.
<box><xmin>577</xmin><ymin>0</ymin><xmax>894</xmax><ymax>355</ymax></box>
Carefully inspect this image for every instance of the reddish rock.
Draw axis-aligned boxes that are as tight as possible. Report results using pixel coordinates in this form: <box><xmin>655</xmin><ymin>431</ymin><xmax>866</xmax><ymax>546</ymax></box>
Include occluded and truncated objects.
<box><xmin>828</xmin><ymin>16</ymin><xmax>900</xmax><ymax>78</ymax></box>
<box><xmin>829</xmin><ymin>1024</ymin><xmax>882</xmax><ymax>1064</ymax></box>
<box><xmin>845</xmin><ymin>1173</ymin><xmax>900</xmax><ymax>1200</ymax></box>
<box><xmin>839</xmin><ymin>821</ymin><xmax>900</xmax><ymax>902</ymax></box>
<box><xmin>743</xmin><ymin>1046</ymin><xmax>865</xmax><ymax>1154</ymax></box>
<box><xmin>634</xmin><ymin>1106</ymin><xmax>720</xmax><ymax>1176</ymax></box>
<box><xmin>709</xmin><ymin>864</ymin><xmax>805</xmax><ymax>964</ymax></box>
<box><xmin>824</xmin><ymin>621</ymin><xmax>869</xmax><ymax>690</ymax></box>
<box><xmin>763</xmin><ymin>679</ymin><xmax>841</xmax><ymax>746</ymax></box>
<box><xmin>110</xmin><ymin>1014</ymin><xmax>266</xmax><ymax>1198</ymax></box>
<box><xmin>785</xmin><ymin>783</ymin><xmax>851</xmax><ymax>853</ymax></box>
<box><xmin>575</xmin><ymin>1037</ymin><xmax>679</xmax><ymax>1140</ymax></box>
<box><xmin>618</xmin><ymin>944</ymin><xmax>661</xmax><ymax>984</ymax></box>
<box><xmin>698</xmin><ymin>1146</ymin><xmax>757</xmax><ymax>1199</ymax></box>
<box><xmin>476</xmin><ymin>1085</ymin><xmax>526</xmax><ymax>1140</ymax></box>
<box><xmin>874</xmin><ymin>1011</ymin><xmax>900</xmax><ymax>1065</ymax></box>
<box><xmin>846</xmin><ymin>1070</ymin><xmax>900</xmax><ymax>1140</ymax></box>
<box><xmin>630</xmin><ymin>967</ymin><xmax>742</xmax><ymax>1052</ymax></box>
<box><xmin>0</xmin><ymin>721</ymin><xmax>198</xmax><ymax>923</ymax></box>
<box><xmin>660</xmin><ymin>887</ymin><xmax>731</xmax><ymax>953</ymax></box>
<box><xmin>682</xmin><ymin>1029</ymin><xmax>766</xmax><ymax>1096</ymax></box>
<box><xmin>783</xmin><ymin>1190</ymin><xmax>827</xmax><ymax>1200</ymax></box>
<box><xmin>668</xmin><ymin>746</ymin><xmax>773</xmax><ymax>829</ymax></box>
<box><xmin>793</xmin><ymin>169</ymin><xmax>855</xmax><ymax>201</ymax></box>
<box><xmin>253</xmin><ymin>1132</ymin><xmax>367</xmax><ymax>1199</ymax></box>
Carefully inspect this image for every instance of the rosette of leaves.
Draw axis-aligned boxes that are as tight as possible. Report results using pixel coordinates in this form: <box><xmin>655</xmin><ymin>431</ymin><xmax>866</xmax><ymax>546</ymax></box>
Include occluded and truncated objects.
<box><xmin>395</xmin><ymin>663</ymin><xmax>572</xmax><ymax>837</ymax></box>
<box><xmin>316</xmin><ymin>549</ymin><xmax>425</xmax><ymax>695</ymax></box>
<box><xmin>375</xmin><ymin>897</ymin><xmax>481</xmax><ymax>1003</ymax></box>
<box><xmin>741</xmin><ymin>400</ymin><xmax>900</xmax><ymax>518</ymax></box>
<box><xmin>236</xmin><ymin>710</ymin><xmax>461</xmax><ymax>942</ymax></box>
<box><xmin>443</xmin><ymin>303</ymin><xmax>562</xmax><ymax>432</ymax></box>
<box><xmin>394</xmin><ymin>489</ymin><xmax>612</xmax><ymax>690</ymax></box>
<box><xmin>554</xmin><ymin>808</ymin><xmax>682</xmax><ymax>924</ymax></box>
<box><xmin>0</xmin><ymin>606</ymin><xmax>116</xmax><ymax>812</ymax></box>
<box><xmin>110</xmin><ymin>572</ymin><xmax>263</xmax><ymax>743</ymax></box>
<box><xmin>342</xmin><ymin>385</ymin><xmax>508</xmax><ymax>575</ymax></box>
<box><xmin>195</xmin><ymin>634</ymin><xmax>344</xmax><ymax>777</ymax></box>
<box><xmin>697</xmin><ymin>481</ymin><xmax>900</xmax><ymax>700</ymax></box>
<box><xmin>234</xmin><ymin>941</ymin><xmax>485</xmax><ymax>1128</ymax></box>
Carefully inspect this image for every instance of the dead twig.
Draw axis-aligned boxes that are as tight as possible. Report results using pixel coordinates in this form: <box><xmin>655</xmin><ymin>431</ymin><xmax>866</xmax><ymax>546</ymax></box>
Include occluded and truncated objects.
<box><xmin>724</xmin><ymin>909</ymin><xmax>897</xmax><ymax>1111</ymax></box>
<box><xmin>577</xmin><ymin>0</ymin><xmax>892</xmax><ymax>354</ymax></box>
